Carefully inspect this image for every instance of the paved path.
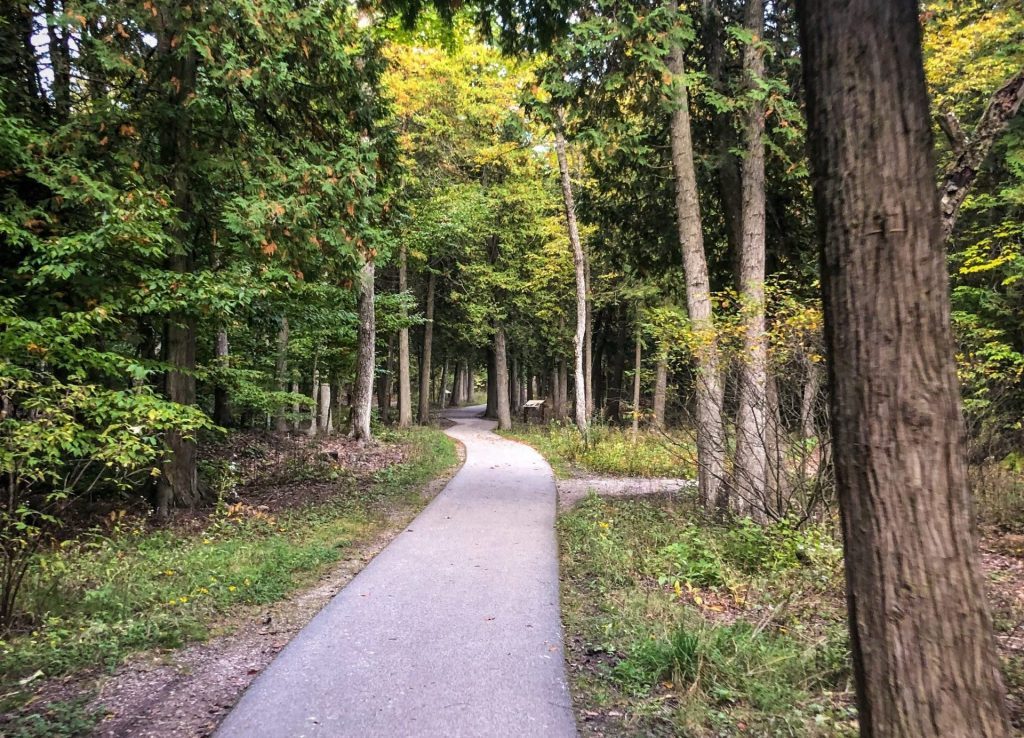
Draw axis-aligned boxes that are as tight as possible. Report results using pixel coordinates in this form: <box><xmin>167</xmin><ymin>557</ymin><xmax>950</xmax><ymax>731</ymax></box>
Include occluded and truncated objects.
<box><xmin>216</xmin><ymin>406</ymin><xmax>576</xmax><ymax>738</ymax></box>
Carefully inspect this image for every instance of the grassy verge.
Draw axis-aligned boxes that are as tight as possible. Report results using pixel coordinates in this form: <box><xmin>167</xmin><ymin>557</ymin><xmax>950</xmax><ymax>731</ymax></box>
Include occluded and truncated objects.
<box><xmin>502</xmin><ymin>423</ymin><xmax>696</xmax><ymax>478</ymax></box>
<box><xmin>0</xmin><ymin>427</ymin><xmax>457</xmax><ymax>722</ymax></box>
<box><xmin>560</xmin><ymin>494</ymin><xmax>855</xmax><ymax>736</ymax></box>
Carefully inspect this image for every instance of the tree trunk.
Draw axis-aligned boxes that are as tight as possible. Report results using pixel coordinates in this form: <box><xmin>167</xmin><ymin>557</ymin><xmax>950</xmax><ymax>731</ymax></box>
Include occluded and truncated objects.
<box><xmin>800</xmin><ymin>359</ymin><xmax>820</xmax><ymax>441</ymax></box>
<box><xmin>397</xmin><ymin>245</ymin><xmax>413</xmax><ymax>427</ymax></box>
<box><xmin>510</xmin><ymin>356</ymin><xmax>521</xmax><ymax>413</ymax></box>
<box><xmin>732</xmin><ymin>0</ymin><xmax>770</xmax><ymax>520</ymax></box>
<box><xmin>653</xmin><ymin>356</ymin><xmax>668</xmax><ymax>430</ymax></box>
<box><xmin>378</xmin><ymin>333</ymin><xmax>395</xmax><ymax>423</ymax></box>
<box><xmin>631</xmin><ymin>322</ymin><xmax>642</xmax><ymax>441</ymax></box>
<box><xmin>609</xmin><ymin>308</ymin><xmax>627</xmax><ymax>422</ymax></box>
<box><xmin>464</xmin><ymin>363</ymin><xmax>473</xmax><ymax>405</ymax></box>
<box><xmin>212</xmin><ymin>328</ymin><xmax>232</xmax><ymax>428</ymax></box>
<box><xmin>668</xmin><ymin>0</ymin><xmax>725</xmax><ymax>508</ymax></box>
<box><xmin>318</xmin><ymin>381</ymin><xmax>332</xmax><ymax>434</ymax></box>
<box><xmin>485</xmin><ymin>348</ymin><xmax>498</xmax><ymax>419</ymax></box>
<box><xmin>350</xmin><ymin>260</ymin><xmax>375</xmax><ymax>443</ymax></box>
<box><xmin>307</xmin><ymin>365</ymin><xmax>319</xmax><ymax>438</ymax></box>
<box><xmin>417</xmin><ymin>271</ymin><xmax>436</xmax><ymax>425</ymax></box>
<box><xmin>274</xmin><ymin>318</ymin><xmax>290</xmax><ymax>432</ymax></box>
<box><xmin>494</xmin><ymin>326</ymin><xmax>512</xmax><ymax>430</ymax></box>
<box><xmin>44</xmin><ymin>0</ymin><xmax>71</xmax><ymax>120</ymax></box>
<box><xmin>437</xmin><ymin>358</ymin><xmax>449</xmax><ymax>407</ymax></box>
<box><xmin>156</xmin><ymin>21</ymin><xmax>199</xmax><ymax>516</ymax></box>
<box><xmin>554</xmin><ymin>110</ymin><xmax>590</xmax><ymax>434</ymax></box>
<box><xmin>797</xmin><ymin>0</ymin><xmax>1011</xmax><ymax>733</ymax></box>
<box><xmin>157</xmin><ymin>317</ymin><xmax>199</xmax><ymax>515</ymax></box>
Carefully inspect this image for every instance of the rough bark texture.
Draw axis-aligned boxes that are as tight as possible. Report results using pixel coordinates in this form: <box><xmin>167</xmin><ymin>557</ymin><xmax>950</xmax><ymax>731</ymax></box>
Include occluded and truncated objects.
<box><xmin>939</xmin><ymin>68</ymin><xmax>1024</xmax><ymax>241</ymax></box>
<box><xmin>555</xmin><ymin>111</ymin><xmax>590</xmax><ymax>435</ymax></box>
<box><xmin>350</xmin><ymin>260</ymin><xmax>375</xmax><ymax>443</ymax></box>
<box><xmin>797</xmin><ymin>0</ymin><xmax>1011</xmax><ymax>734</ymax></box>
<box><xmin>732</xmin><ymin>0</ymin><xmax>770</xmax><ymax>520</ymax></box>
<box><xmin>494</xmin><ymin>326</ymin><xmax>512</xmax><ymax>430</ymax></box>
<box><xmin>397</xmin><ymin>246</ymin><xmax>413</xmax><ymax>427</ymax></box>
<box><xmin>667</xmin><ymin>0</ymin><xmax>725</xmax><ymax>508</ymax></box>
<box><xmin>417</xmin><ymin>271</ymin><xmax>436</xmax><ymax>425</ymax></box>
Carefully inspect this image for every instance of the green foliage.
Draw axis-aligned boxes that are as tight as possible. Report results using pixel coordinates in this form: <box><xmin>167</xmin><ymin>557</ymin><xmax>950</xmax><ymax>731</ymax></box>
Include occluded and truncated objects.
<box><xmin>0</xmin><ymin>428</ymin><xmax>456</xmax><ymax>690</ymax></box>
<box><xmin>504</xmin><ymin>423</ymin><xmax>697</xmax><ymax>478</ymax></box>
<box><xmin>560</xmin><ymin>495</ymin><xmax>853</xmax><ymax>736</ymax></box>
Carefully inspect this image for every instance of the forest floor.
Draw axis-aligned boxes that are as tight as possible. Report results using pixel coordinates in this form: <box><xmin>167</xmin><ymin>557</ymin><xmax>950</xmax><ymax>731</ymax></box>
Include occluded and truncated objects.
<box><xmin>511</xmin><ymin>423</ymin><xmax>1024</xmax><ymax>737</ymax></box>
<box><xmin>0</xmin><ymin>426</ymin><xmax>462</xmax><ymax>738</ymax></box>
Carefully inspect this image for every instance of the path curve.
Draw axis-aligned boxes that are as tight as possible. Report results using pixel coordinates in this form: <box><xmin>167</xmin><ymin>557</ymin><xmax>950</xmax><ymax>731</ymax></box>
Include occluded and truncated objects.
<box><xmin>216</xmin><ymin>406</ymin><xmax>577</xmax><ymax>738</ymax></box>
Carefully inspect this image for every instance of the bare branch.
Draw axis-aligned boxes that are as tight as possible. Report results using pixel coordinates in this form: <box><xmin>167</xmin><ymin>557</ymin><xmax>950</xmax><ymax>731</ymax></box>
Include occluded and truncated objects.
<box><xmin>940</xmin><ymin>67</ymin><xmax>1024</xmax><ymax>241</ymax></box>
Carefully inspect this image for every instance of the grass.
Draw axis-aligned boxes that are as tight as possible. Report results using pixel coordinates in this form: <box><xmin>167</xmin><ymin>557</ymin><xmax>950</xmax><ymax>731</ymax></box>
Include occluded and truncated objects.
<box><xmin>502</xmin><ymin>422</ymin><xmax>696</xmax><ymax>478</ymax></box>
<box><xmin>0</xmin><ymin>427</ymin><xmax>458</xmax><ymax>716</ymax></box>
<box><xmin>559</xmin><ymin>494</ymin><xmax>855</xmax><ymax>736</ymax></box>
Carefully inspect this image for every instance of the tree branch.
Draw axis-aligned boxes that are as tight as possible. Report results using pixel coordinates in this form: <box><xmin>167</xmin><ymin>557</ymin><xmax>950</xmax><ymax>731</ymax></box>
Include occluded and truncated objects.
<box><xmin>940</xmin><ymin>67</ymin><xmax>1024</xmax><ymax>242</ymax></box>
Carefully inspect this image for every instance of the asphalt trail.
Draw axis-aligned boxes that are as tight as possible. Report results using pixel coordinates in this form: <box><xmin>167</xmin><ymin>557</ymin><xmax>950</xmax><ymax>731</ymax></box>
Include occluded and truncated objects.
<box><xmin>216</xmin><ymin>405</ymin><xmax>576</xmax><ymax>738</ymax></box>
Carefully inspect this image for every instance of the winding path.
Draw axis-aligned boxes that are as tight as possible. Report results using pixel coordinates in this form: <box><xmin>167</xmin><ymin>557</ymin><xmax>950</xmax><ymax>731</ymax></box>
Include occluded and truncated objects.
<box><xmin>216</xmin><ymin>406</ymin><xmax>576</xmax><ymax>738</ymax></box>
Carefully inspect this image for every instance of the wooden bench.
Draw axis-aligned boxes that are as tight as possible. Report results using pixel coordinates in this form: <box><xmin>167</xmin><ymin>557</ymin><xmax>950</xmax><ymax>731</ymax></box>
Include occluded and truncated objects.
<box><xmin>522</xmin><ymin>399</ymin><xmax>546</xmax><ymax>424</ymax></box>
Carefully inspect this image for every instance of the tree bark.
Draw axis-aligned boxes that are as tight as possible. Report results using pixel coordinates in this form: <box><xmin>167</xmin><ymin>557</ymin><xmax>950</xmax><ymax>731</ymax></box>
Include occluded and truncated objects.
<box><xmin>494</xmin><ymin>326</ymin><xmax>512</xmax><ymax>430</ymax></box>
<box><xmin>397</xmin><ymin>245</ymin><xmax>413</xmax><ymax>427</ymax></box>
<box><xmin>554</xmin><ymin>110</ymin><xmax>590</xmax><ymax>434</ymax></box>
<box><xmin>797</xmin><ymin>0</ymin><xmax>1010</xmax><ymax>733</ymax></box>
<box><xmin>652</xmin><ymin>356</ymin><xmax>668</xmax><ymax>431</ymax></box>
<box><xmin>350</xmin><ymin>260</ymin><xmax>375</xmax><ymax>443</ymax></box>
<box><xmin>417</xmin><ymin>271</ymin><xmax>436</xmax><ymax>425</ymax></box>
<box><xmin>378</xmin><ymin>332</ymin><xmax>395</xmax><ymax>423</ymax></box>
<box><xmin>485</xmin><ymin>348</ymin><xmax>498</xmax><ymax>419</ymax></box>
<box><xmin>667</xmin><ymin>0</ymin><xmax>725</xmax><ymax>508</ymax></box>
<box><xmin>213</xmin><ymin>328</ymin><xmax>232</xmax><ymax>428</ymax></box>
<box><xmin>318</xmin><ymin>380</ymin><xmax>332</xmax><ymax>434</ymax></box>
<box><xmin>939</xmin><ymin>69</ymin><xmax>1024</xmax><ymax>241</ymax></box>
<box><xmin>631</xmin><ymin>322</ymin><xmax>642</xmax><ymax>441</ymax></box>
<box><xmin>156</xmin><ymin>16</ymin><xmax>200</xmax><ymax>516</ymax></box>
<box><xmin>732</xmin><ymin>0</ymin><xmax>770</xmax><ymax>520</ymax></box>
<box><xmin>274</xmin><ymin>317</ymin><xmax>290</xmax><ymax>432</ymax></box>
<box><xmin>800</xmin><ymin>359</ymin><xmax>820</xmax><ymax>441</ymax></box>
<box><xmin>307</xmin><ymin>364</ymin><xmax>319</xmax><ymax>438</ymax></box>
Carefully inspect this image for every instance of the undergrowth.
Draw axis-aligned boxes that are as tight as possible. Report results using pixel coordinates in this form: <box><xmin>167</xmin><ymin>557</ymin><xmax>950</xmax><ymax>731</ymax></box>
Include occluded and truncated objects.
<box><xmin>503</xmin><ymin>422</ymin><xmax>696</xmax><ymax>478</ymax></box>
<box><xmin>0</xmin><ymin>427</ymin><xmax>457</xmax><ymax>716</ymax></box>
<box><xmin>560</xmin><ymin>494</ymin><xmax>855</xmax><ymax>736</ymax></box>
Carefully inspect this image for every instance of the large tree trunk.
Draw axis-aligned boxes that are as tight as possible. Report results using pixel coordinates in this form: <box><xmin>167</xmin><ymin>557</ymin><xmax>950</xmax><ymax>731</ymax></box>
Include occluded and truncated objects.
<box><xmin>417</xmin><ymin>271</ymin><xmax>436</xmax><ymax>425</ymax></box>
<box><xmin>554</xmin><ymin>111</ymin><xmax>590</xmax><ymax>434</ymax></box>
<box><xmin>350</xmin><ymin>260</ymin><xmax>375</xmax><ymax>443</ymax></box>
<box><xmin>667</xmin><ymin>0</ymin><xmax>725</xmax><ymax>508</ymax></box>
<box><xmin>494</xmin><ymin>326</ymin><xmax>512</xmax><ymax>430</ymax></box>
<box><xmin>397</xmin><ymin>246</ymin><xmax>413</xmax><ymax>427</ymax></box>
<box><xmin>274</xmin><ymin>318</ymin><xmax>290</xmax><ymax>432</ymax></box>
<box><xmin>158</xmin><ymin>317</ymin><xmax>199</xmax><ymax>516</ymax></box>
<box><xmin>797</xmin><ymin>0</ymin><xmax>1010</xmax><ymax>734</ymax></box>
<box><xmin>156</xmin><ymin>19</ymin><xmax>200</xmax><ymax>516</ymax></box>
<box><xmin>732</xmin><ymin>0</ymin><xmax>770</xmax><ymax>520</ymax></box>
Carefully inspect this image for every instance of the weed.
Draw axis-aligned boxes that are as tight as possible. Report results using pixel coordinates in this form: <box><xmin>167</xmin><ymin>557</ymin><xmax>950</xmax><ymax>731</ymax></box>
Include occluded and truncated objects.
<box><xmin>503</xmin><ymin>423</ymin><xmax>696</xmax><ymax>478</ymax></box>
